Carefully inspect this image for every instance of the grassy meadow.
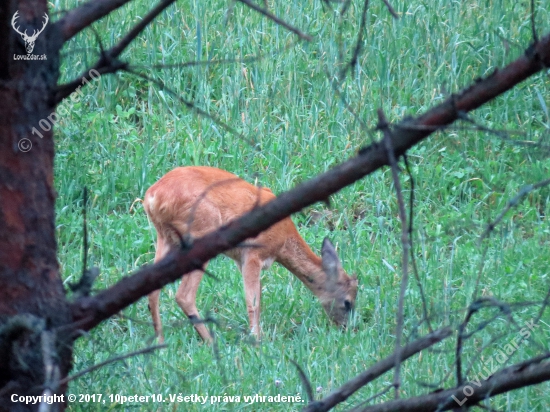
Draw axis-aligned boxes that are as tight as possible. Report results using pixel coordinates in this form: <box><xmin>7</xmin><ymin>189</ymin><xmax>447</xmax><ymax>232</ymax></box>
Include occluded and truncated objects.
<box><xmin>50</xmin><ymin>0</ymin><xmax>550</xmax><ymax>410</ymax></box>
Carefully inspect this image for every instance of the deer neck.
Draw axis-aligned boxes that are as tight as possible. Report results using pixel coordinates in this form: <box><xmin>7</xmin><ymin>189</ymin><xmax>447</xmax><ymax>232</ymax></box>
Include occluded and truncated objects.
<box><xmin>276</xmin><ymin>234</ymin><xmax>326</xmax><ymax>298</ymax></box>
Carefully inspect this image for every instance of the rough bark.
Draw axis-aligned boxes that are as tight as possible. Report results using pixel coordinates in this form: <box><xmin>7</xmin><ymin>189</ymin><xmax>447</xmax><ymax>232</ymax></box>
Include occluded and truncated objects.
<box><xmin>0</xmin><ymin>1</ymin><xmax>71</xmax><ymax>411</ymax></box>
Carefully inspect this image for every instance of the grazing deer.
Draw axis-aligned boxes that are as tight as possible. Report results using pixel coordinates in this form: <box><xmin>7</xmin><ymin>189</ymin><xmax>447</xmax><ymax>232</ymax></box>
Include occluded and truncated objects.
<box><xmin>144</xmin><ymin>166</ymin><xmax>358</xmax><ymax>342</ymax></box>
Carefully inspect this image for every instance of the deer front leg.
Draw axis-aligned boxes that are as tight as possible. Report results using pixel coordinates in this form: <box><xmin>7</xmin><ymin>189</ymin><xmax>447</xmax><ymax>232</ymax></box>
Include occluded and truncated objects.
<box><xmin>175</xmin><ymin>264</ymin><xmax>213</xmax><ymax>342</ymax></box>
<box><xmin>148</xmin><ymin>289</ymin><xmax>163</xmax><ymax>343</ymax></box>
<box><xmin>241</xmin><ymin>257</ymin><xmax>262</xmax><ymax>339</ymax></box>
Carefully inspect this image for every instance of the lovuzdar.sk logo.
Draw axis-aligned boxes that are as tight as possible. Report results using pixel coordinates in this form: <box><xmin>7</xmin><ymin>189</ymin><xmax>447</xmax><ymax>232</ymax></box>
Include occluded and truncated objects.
<box><xmin>12</xmin><ymin>10</ymin><xmax>48</xmax><ymax>60</ymax></box>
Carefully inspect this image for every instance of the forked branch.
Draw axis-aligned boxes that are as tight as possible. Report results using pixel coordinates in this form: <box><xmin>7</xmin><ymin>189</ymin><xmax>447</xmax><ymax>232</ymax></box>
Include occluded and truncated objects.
<box><xmin>303</xmin><ymin>327</ymin><xmax>452</xmax><ymax>412</ymax></box>
<box><xmin>55</xmin><ymin>0</ymin><xmax>177</xmax><ymax>103</ymax></box>
<box><xmin>56</xmin><ymin>0</ymin><xmax>311</xmax><ymax>102</ymax></box>
<box><xmin>351</xmin><ymin>354</ymin><xmax>550</xmax><ymax>412</ymax></box>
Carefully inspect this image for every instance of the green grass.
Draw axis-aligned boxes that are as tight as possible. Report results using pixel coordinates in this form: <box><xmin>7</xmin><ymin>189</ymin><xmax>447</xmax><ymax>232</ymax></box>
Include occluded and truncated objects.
<box><xmin>49</xmin><ymin>0</ymin><xmax>550</xmax><ymax>410</ymax></box>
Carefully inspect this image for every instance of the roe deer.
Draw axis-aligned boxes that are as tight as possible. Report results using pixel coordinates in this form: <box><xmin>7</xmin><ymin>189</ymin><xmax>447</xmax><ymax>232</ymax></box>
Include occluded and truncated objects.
<box><xmin>144</xmin><ymin>166</ymin><xmax>358</xmax><ymax>342</ymax></box>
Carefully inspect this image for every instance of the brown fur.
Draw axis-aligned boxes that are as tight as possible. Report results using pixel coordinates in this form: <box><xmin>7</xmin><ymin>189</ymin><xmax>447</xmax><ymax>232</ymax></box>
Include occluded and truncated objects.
<box><xmin>144</xmin><ymin>166</ymin><xmax>358</xmax><ymax>342</ymax></box>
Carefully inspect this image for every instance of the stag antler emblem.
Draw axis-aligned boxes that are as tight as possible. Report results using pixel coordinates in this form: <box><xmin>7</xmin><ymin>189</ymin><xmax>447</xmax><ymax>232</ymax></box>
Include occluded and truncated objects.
<box><xmin>11</xmin><ymin>11</ymin><xmax>49</xmax><ymax>54</ymax></box>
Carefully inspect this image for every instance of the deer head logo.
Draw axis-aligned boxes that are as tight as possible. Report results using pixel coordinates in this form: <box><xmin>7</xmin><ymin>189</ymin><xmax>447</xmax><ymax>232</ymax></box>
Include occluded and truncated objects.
<box><xmin>11</xmin><ymin>11</ymin><xmax>49</xmax><ymax>54</ymax></box>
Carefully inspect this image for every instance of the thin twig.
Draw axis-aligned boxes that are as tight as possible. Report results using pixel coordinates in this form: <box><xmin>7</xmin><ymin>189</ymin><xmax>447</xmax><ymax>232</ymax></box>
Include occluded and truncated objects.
<box><xmin>324</xmin><ymin>67</ymin><xmax>374</xmax><ymax>142</ymax></box>
<box><xmin>403</xmin><ymin>155</ymin><xmax>431</xmax><ymax>332</ymax></box>
<box><xmin>126</xmin><ymin>68</ymin><xmax>259</xmax><ymax>148</ymax></box>
<box><xmin>455</xmin><ymin>301</ymin><xmax>480</xmax><ymax>386</ymax></box>
<box><xmin>417</xmin><ymin>297</ymin><xmax>549</xmax><ymax>391</ymax></box>
<box><xmin>57</xmin><ymin>0</ymin><xmax>133</xmax><ymax>41</ymax></box>
<box><xmin>472</xmin><ymin>178</ymin><xmax>550</xmax><ymax>300</ymax></box>
<box><xmin>460</xmin><ymin>313</ymin><xmax>543</xmax><ymax>385</ymax></box>
<box><xmin>474</xmin><ymin>404</ymin><xmax>502</xmax><ymax>412</ymax></box>
<box><xmin>377</xmin><ymin>109</ymin><xmax>409</xmax><ymax>399</ymax></box>
<box><xmin>340</xmin><ymin>0</ymin><xmax>353</xmax><ymax>15</ymax></box>
<box><xmin>131</xmin><ymin>39</ymin><xmax>299</xmax><ymax>70</ymax></box>
<box><xmin>352</xmin><ymin>354</ymin><xmax>550</xmax><ymax>412</ymax></box>
<box><xmin>534</xmin><ymin>285</ymin><xmax>550</xmax><ymax>325</ymax></box>
<box><xmin>82</xmin><ymin>187</ymin><xmax>88</xmax><ymax>277</ymax></box>
<box><xmin>56</xmin><ymin>0</ymin><xmax>177</xmax><ymax>102</ymax></box>
<box><xmin>381</xmin><ymin>0</ymin><xmax>399</xmax><ymax>18</ymax></box>
<box><xmin>58</xmin><ymin>344</ymin><xmax>166</xmax><ymax>385</ymax></box>
<box><xmin>481</xmin><ymin>178</ymin><xmax>550</xmax><ymax>241</ymax></box>
<box><xmin>303</xmin><ymin>327</ymin><xmax>452</xmax><ymax>412</ymax></box>
<box><xmin>339</xmin><ymin>0</ymin><xmax>370</xmax><ymax>81</ymax></box>
<box><xmin>531</xmin><ymin>0</ymin><xmax>539</xmax><ymax>44</ymax></box>
<box><xmin>289</xmin><ymin>359</ymin><xmax>314</xmax><ymax>403</ymax></box>
<box><xmin>235</xmin><ymin>0</ymin><xmax>312</xmax><ymax>41</ymax></box>
<box><xmin>346</xmin><ymin>384</ymin><xmax>395</xmax><ymax>411</ymax></box>
<box><xmin>111</xmin><ymin>0</ymin><xmax>176</xmax><ymax>58</ymax></box>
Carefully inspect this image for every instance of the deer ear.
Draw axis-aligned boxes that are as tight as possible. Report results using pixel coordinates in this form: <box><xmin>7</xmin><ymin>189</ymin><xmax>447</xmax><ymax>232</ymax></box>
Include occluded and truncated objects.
<box><xmin>321</xmin><ymin>238</ymin><xmax>342</xmax><ymax>280</ymax></box>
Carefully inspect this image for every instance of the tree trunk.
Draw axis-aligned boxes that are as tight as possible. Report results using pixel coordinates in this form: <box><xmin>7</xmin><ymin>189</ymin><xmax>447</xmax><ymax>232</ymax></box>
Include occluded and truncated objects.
<box><xmin>0</xmin><ymin>1</ymin><xmax>72</xmax><ymax>411</ymax></box>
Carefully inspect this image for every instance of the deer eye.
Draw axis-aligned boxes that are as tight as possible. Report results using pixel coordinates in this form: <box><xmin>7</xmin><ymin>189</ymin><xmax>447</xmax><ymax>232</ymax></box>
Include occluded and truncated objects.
<box><xmin>344</xmin><ymin>299</ymin><xmax>352</xmax><ymax>311</ymax></box>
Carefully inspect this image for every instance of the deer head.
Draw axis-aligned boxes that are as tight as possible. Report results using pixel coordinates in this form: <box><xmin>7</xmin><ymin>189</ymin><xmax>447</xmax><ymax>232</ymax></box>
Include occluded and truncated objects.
<box><xmin>12</xmin><ymin>11</ymin><xmax>49</xmax><ymax>54</ymax></box>
<box><xmin>320</xmin><ymin>238</ymin><xmax>358</xmax><ymax>327</ymax></box>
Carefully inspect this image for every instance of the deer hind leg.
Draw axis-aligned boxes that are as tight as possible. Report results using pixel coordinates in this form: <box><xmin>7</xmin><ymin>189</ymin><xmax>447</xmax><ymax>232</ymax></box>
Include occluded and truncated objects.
<box><xmin>148</xmin><ymin>234</ymin><xmax>171</xmax><ymax>343</ymax></box>
<box><xmin>241</xmin><ymin>256</ymin><xmax>262</xmax><ymax>339</ymax></box>
<box><xmin>175</xmin><ymin>262</ymin><xmax>213</xmax><ymax>342</ymax></box>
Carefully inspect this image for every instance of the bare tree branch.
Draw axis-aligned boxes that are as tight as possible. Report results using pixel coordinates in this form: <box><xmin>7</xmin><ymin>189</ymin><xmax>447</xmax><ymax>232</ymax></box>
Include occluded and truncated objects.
<box><xmin>235</xmin><ymin>0</ymin><xmax>312</xmax><ymax>41</ymax></box>
<box><xmin>339</xmin><ymin>0</ymin><xmax>370</xmax><ymax>82</ymax></box>
<box><xmin>350</xmin><ymin>354</ymin><xmax>550</xmax><ymax>412</ymax></box>
<box><xmin>55</xmin><ymin>0</ymin><xmax>177</xmax><ymax>103</ymax></box>
<box><xmin>402</xmin><ymin>155</ymin><xmax>431</xmax><ymax>332</ymax></box>
<box><xmin>58</xmin><ymin>344</ymin><xmax>166</xmax><ymax>385</ymax></box>
<box><xmin>481</xmin><ymin>177</ymin><xmax>550</xmax><ymax>241</ymax></box>
<box><xmin>125</xmin><ymin>68</ymin><xmax>259</xmax><ymax>147</ymax></box>
<box><xmin>289</xmin><ymin>359</ymin><xmax>315</xmax><ymax>403</ymax></box>
<box><xmin>455</xmin><ymin>301</ymin><xmax>479</xmax><ymax>387</ymax></box>
<box><xmin>110</xmin><ymin>0</ymin><xmax>176</xmax><ymax>59</ymax></box>
<box><xmin>530</xmin><ymin>0</ymin><xmax>538</xmax><ymax>44</ymax></box>
<box><xmin>381</xmin><ymin>0</ymin><xmax>399</xmax><ymax>19</ymax></box>
<box><xmin>324</xmin><ymin>67</ymin><xmax>374</xmax><ymax>142</ymax></box>
<box><xmin>70</xmin><ymin>31</ymin><xmax>550</xmax><ymax>335</ymax></box>
<box><xmin>130</xmin><ymin>39</ymin><xmax>299</xmax><ymax>70</ymax></box>
<box><xmin>378</xmin><ymin>109</ymin><xmax>410</xmax><ymax>399</ymax></box>
<box><xmin>303</xmin><ymin>327</ymin><xmax>452</xmax><ymax>412</ymax></box>
<box><xmin>56</xmin><ymin>0</ymin><xmax>133</xmax><ymax>42</ymax></box>
<box><xmin>471</xmin><ymin>177</ymin><xmax>550</xmax><ymax>300</ymax></box>
<box><xmin>346</xmin><ymin>384</ymin><xmax>395</xmax><ymax>412</ymax></box>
